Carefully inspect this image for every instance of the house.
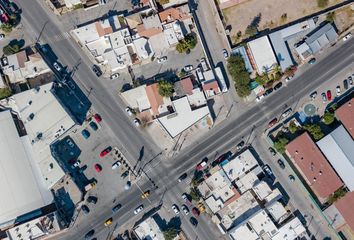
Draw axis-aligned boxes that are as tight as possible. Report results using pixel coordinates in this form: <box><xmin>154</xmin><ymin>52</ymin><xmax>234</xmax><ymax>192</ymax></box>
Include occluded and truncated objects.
<box><xmin>285</xmin><ymin>132</ymin><xmax>343</xmax><ymax>203</ymax></box>
<box><xmin>336</xmin><ymin>97</ymin><xmax>353</xmax><ymax>139</ymax></box>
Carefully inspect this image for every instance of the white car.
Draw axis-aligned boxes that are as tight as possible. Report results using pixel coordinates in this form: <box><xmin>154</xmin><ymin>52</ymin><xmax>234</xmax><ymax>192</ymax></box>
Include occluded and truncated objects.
<box><xmin>255</xmin><ymin>94</ymin><xmax>264</xmax><ymax>102</ymax></box>
<box><xmin>222</xmin><ymin>49</ymin><xmax>229</xmax><ymax>59</ymax></box>
<box><xmin>125</xmin><ymin>107</ymin><xmax>133</xmax><ymax>116</ymax></box>
<box><xmin>281</xmin><ymin>108</ymin><xmax>292</xmax><ymax>119</ymax></box>
<box><xmin>336</xmin><ymin>86</ymin><xmax>341</xmax><ymax>96</ymax></box>
<box><xmin>134</xmin><ymin>205</ymin><xmax>144</xmax><ymax>215</ymax></box>
<box><xmin>0</xmin><ymin>34</ymin><xmax>5</xmax><ymax>40</ymax></box>
<box><xmin>181</xmin><ymin>193</ymin><xmax>188</xmax><ymax>201</ymax></box>
<box><xmin>310</xmin><ymin>91</ymin><xmax>317</xmax><ymax>100</ymax></box>
<box><xmin>172</xmin><ymin>204</ymin><xmax>180</xmax><ymax>215</ymax></box>
<box><xmin>181</xmin><ymin>205</ymin><xmax>189</xmax><ymax>215</ymax></box>
<box><xmin>183</xmin><ymin>65</ymin><xmax>193</xmax><ymax>72</ymax></box>
<box><xmin>157</xmin><ymin>56</ymin><xmax>167</xmax><ymax>63</ymax></box>
<box><xmin>110</xmin><ymin>73</ymin><xmax>119</xmax><ymax>80</ymax></box>
<box><xmin>133</xmin><ymin>118</ymin><xmax>140</xmax><ymax>127</ymax></box>
<box><xmin>343</xmin><ymin>33</ymin><xmax>352</xmax><ymax>42</ymax></box>
<box><xmin>285</xmin><ymin>76</ymin><xmax>293</xmax><ymax>82</ymax></box>
<box><xmin>53</xmin><ymin>62</ymin><xmax>61</xmax><ymax>71</ymax></box>
<box><xmin>263</xmin><ymin>165</ymin><xmax>273</xmax><ymax>178</ymax></box>
<box><xmin>112</xmin><ymin>161</ymin><xmax>121</xmax><ymax>170</ymax></box>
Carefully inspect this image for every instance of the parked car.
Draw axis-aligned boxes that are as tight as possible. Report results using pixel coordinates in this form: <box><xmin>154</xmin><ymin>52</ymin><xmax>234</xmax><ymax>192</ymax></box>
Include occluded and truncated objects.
<box><xmin>212</xmin><ymin>152</ymin><xmax>232</xmax><ymax>167</ymax></box>
<box><xmin>285</xmin><ymin>76</ymin><xmax>293</xmax><ymax>82</ymax></box>
<box><xmin>172</xmin><ymin>204</ymin><xmax>180</xmax><ymax>215</ymax></box>
<box><xmin>192</xmin><ymin>207</ymin><xmax>200</xmax><ymax>217</ymax></box>
<box><xmin>268</xmin><ymin>147</ymin><xmax>276</xmax><ymax>156</ymax></box>
<box><xmin>0</xmin><ymin>34</ymin><xmax>5</xmax><ymax>40</ymax></box>
<box><xmin>157</xmin><ymin>56</ymin><xmax>167</xmax><ymax>63</ymax></box>
<box><xmin>273</xmin><ymin>82</ymin><xmax>283</xmax><ymax>91</ymax></box>
<box><xmin>310</xmin><ymin>91</ymin><xmax>317</xmax><ymax>100</ymax></box>
<box><xmin>196</xmin><ymin>158</ymin><xmax>207</xmax><ymax>171</ymax></box>
<box><xmin>53</xmin><ymin>62</ymin><xmax>61</xmax><ymax>71</ymax></box>
<box><xmin>81</xmin><ymin>129</ymin><xmax>90</xmax><ymax>139</ymax></box>
<box><xmin>183</xmin><ymin>65</ymin><xmax>193</xmax><ymax>72</ymax></box>
<box><xmin>178</xmin><ymin>173</ymin><xmax>187</xmax><ymax>182</ymax></box>
<box><xmin>85</xmin><ymin>230</ymin><xmax>95</xmax><ymax>239</ymax></box>
<box><xmin>321</xmin><ymin>92</ymin><xmax>327</xmax><ymax>103</ymax></box>
<box><xmin>268</xmin><ymin>118</ymin><xmax>278</xmax><ymax>128</ymax></box>
<box><xmin>336</xmin><ymin>86</ymin><xmax>341</xmax><ymax>96</ymax></box>
<box><xmin>125</xmin><ymin>181</ymin><xmax>132</xmax><ymax>190</ymax></box>
<box><xmin>264</xmin><ymin>88</ymin><xmax>274</xmax><ymax>96</ymax></box>
<box><xmin>343</xmin><ymin>79</ymin><xmax>349</xmax><ymax>90</ymax></box>
<box><xmin>110</xmin><ymin>73</ymin><xmax>119</xmax><ymax>80</ymax></box>
<box><xmin>277</xmin><ymin>159</ymin><xmax>285</xmax><ymax>169</ymax></box>
<box><xmin>182</xmin><ymin>193</ymin><xmax>189</xmax><ymax>201</ymax></box>
<box><xmin>326</xmin><ymin>90</ymin><xmax>332</xmax><ymax>101</ymax></box>
<box><xmin>112</xmin><ymin>161</ymin><xmax>121</xmax><ymax>170</ymax></box>
<box><xmin>281</xmin><ymin>108</ymin><xmax>292</xmax><ymax>119</ymax></box>
<box><xmin>182</xmin><ymin>205</ymin><xmax>189</xmax><ymax>215</ymax></box>
<box><xmin>121</xmin><ymin>170</ymin><xmax>129</xmax><ymax>179</ymax></box>
<box><xmin>236</xmin><ymin>141</ymin><xmax>245</xmax><ymax>150</ymax></box>
<box><xmin>94</xmin><ymin>164</ymin><xmax>102</xmax><ymax>172</ymax></box>
<box><xmin>89</xmin><ymin>121</ymin><xmax>98</xmax><ymax>131</ymax></box>
<box><xmin>255</xmin><ymin>94</ymin><xmax>264</xmax><ymax>102</ymax></box>
<box><xmin>125</xmin><ymin>107</ymin><xmax>133</xmax><ymax>116</ymax></box>
<box><xmin>343</xmin><ymin>33</ymin><xmax>352</xmax><ymax>41</ymax></box>
<box><xmin>134</xmin><ymin>205</ymin><xmax>144</xmax><ymax>214</ymax></box>
<box><xmin>190</xmin><ymin>217</ymin><xmax>198</xmax><ymax>227</ymax></box>
<box><xmin>308</xmin><ymin>58</ymin><xmax>316</xmax><ymax>64</ymax></box>
<box><xmin>93</xmin><ymin>113</ymin><xmax>102</xmax><ymax>123</ymax></box>
<box><xmin>141</xmin><ymin>190</ymin><xmax>150</xmax><ymax>199</ymax></box>
<box><xmin>112</xmin><ymin>204</ymin><xmax>122</xmax><ymax>213</ymax></box>
<box><xmin>263</xmin><ymin>165</ymin><xmax>273</xmax><ymax>178</ymax></box>
<box><xmin>87</xmin><ymin>196</ymin><xmax>98</xmax><ymax>204</ymax></box>
<box><xmin>81</xmin><ymin>204</ymin><xmax>90</xmax><ymax>214</ymax></box>
<box><xmin>100</xmin><ymin>146</ymin><xmax>112</xmax><ymax>157</ymax></box>
<box><xmin>92</xmin><ymin>64</ymin><xmax>102</xmax><ymax>77</ymax></box>
<box><xmin>289</xmin><ymin>175</ymin><xmax>295</xmax><ymax>182</ymax></box>
<box><xmin>349</xmin><ymin>76</ymin><xmax>353</xmax><ymax>86</ymax></box>
<box><xmin>222</xmin><ymin>49</ymin><xmax>229</xmax><ymax>59</ymax></box>
<box><xmin>104</xmin><ymin>218</ymin><xmax>113</xmax><ymax>227</ymax></box>
<box><xmin>133</xmin><ymin>118</ymin><xmax>140</xmax><ymax>127</ymax></box>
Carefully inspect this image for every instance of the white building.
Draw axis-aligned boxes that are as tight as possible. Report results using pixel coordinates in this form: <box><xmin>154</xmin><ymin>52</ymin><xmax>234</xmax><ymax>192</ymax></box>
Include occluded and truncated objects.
<box><xmin>134</xmin><ymin>216</ymin><xmax>165</xmax><ymax>240</ymax></box>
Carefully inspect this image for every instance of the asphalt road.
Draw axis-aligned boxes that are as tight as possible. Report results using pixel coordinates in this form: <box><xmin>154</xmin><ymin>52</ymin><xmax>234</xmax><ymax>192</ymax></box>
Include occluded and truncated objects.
<box><xmin>14</xmin><ymin>1</ymin><xmax>354</xmax><ymax>239</ymax></box>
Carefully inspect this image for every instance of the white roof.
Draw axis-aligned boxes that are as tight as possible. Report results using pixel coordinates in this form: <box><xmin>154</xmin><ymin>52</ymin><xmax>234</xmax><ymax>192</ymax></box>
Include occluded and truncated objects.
<box><xmin>266</xmin><ymin>201</ymin><xmax>287</xmax><ymax>223</ymax></box>
<box><xmin>316</xmin><ymin>125</ymin><xmax>354</xmax><ymax>191</ymax></box>
<box><xmin>134</xmin><ymin>216</ymin><xmax>164</xmax><ymax>240</ymax></box>
<box><xmin>133</xmin><ymin>38</ymin><xmax>154</xmax><ymax>59</ymax></box>
<box><xmin>157</xmin><ymin>96</ymin><xmax>210</xmax><ymax>137</ymax></box>
<box><xmin>0</xmin><ymin>111</ymin><xmax>52</xmax><ymax>226</ymax></box>
<box><xmin>73</xmin><ymin>23</ymin><xmax>100</xmax><ymax>44</ymax></box>
<box><xmin>252</xmin><ymin>181</ymin><xmax>272</xmax><ymax>201</ymax></box>
<box><xmin>163</xmin><ymin>27</ymin><xmax>178</xmax><ymax>45</ymax></box>
<box><xmin>248</xmin><ymin>36</ymin><xmax>277</xmax><ymax>74</ymax></box>
<box><xmin>272</xmin><ymin>217</ymin><xmax>307</xmax><ymax>240</ymax></box>
<box><xmin>222</xmin><ymin>149</ymin><xmax>259</xmax><ymax>181</ymax></box>
<box><xmin>121</xmin><ymin>85</ymin><xmax>151</xmax><ymax>111</ymax></box>
<box><xmin>12</xmin><ymin>83</ymin><xmax>73</xmax><ymax>188</ymax></box>
<box><xmin>235</xmin><ymin>171</ymin><xmax>259</xmax><ymax>194</ymax></box>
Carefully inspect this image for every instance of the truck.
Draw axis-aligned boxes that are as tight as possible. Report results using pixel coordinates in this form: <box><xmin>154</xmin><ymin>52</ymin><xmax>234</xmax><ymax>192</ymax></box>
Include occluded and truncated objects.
<box><xmin>214</xmin><ymin>67</ymin><xmax>228</xmax><ymax>93</ymax></box>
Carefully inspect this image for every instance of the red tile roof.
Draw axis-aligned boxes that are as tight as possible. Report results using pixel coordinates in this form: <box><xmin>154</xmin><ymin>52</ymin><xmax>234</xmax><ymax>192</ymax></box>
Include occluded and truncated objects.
<box><xmin>158</xmin><ymin>7</ymin><xmax>191</xmax><ymax>23</ymax></box>
<box><xmin>336</xmin><ymin>98</ymin><xmax>354</xmax><ymax>139</ymax></box>
<box><xmin>286</xmin><ymin>132</ymin><xmax>343</xmax><ymax>200</ymax></box>
<box><xmin>202</xmin><ymin>80</ymin><xmax>220</xmax><ymax>95</ymax></box>
<box><xmin>335</xmin><ymin>191</ymin><xmax>354</xmax><ymax>232</ymax></box>
<box><xmin>145</xmin><ymin>83</ymin><xmax>163</xmax><ymax>116</ymax></box>
<box><xmin>136</xmin><ymin>24</ymin><xmax>162</xmax><ymax>38</ymax></box>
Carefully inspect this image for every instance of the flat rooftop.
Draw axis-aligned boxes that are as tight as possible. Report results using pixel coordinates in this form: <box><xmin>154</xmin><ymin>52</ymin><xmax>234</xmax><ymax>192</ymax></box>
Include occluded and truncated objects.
<box><xmin>134</xmin><ymin>216</ymin><xmax>164</xmax><ymax>240</ymax></box>
<box><xmin>0</xmin><ymin>110</ymin><xmax>52</xmax><ymax>226</ymax></box>
<box><xmin>247</xmin><ymin>36</ymin><xmax>277</xmax><ymax>73</ymax></box>
<box><xmin>336</xmin><ymin>97</ymin><xmax>354</xmax><ymax>139</ymax></box>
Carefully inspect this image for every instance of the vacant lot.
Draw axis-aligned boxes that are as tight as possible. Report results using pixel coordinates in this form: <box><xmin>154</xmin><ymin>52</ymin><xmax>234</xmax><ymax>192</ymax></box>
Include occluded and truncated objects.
<box><xmin>222</xmin><ymin>0</ymin><xmax>346</xmax><ymax>44</ymax></box>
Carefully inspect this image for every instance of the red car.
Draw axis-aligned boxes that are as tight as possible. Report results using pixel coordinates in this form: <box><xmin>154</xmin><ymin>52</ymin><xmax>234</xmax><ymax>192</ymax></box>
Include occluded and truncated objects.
<box><xmin>326</xmin><ymin>90</ymin><xmax>332</xmax><ymax>101</ymax></box>
<box><xmin>100</xmin><ymin>146</ymin><xmax>112</xmax><ymax>157</ymax></box>
<box><xmin>268</xmin><ymin>118</ymin><xmax>278</xmax><ymax>128</ymax></box>
<box><xmin>94</xmin><ymin>164</ymin><xmax>102</xmax><ymax>172</ymax></box>
<box><xmin>93</xmin><ymin>113</ymin><xmax>102</xmax><ymax>123</ymax></box>
<box><xmin>196</xmin><ymin>159</ymin><xmax>207</xmax><ymax>171</ymax></box>
<box><xmin>192</xmin><ymin>207</ymin><xmax>200</xmax><ymax>217</ymax></box>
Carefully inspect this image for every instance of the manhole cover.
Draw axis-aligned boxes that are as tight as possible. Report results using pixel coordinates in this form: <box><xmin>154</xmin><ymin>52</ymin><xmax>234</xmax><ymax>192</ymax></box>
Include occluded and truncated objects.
<box><xmin>304</xmin><ymin>103</ymin><xmax>317</xmax><ymax>116</ymax></box>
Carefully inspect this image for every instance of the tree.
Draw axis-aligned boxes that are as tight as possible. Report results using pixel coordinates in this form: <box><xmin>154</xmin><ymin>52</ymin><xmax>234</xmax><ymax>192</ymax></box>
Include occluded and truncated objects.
<box><xmin>0</xmin><ymin>88</ymin><xmax>12</xmax><ymax>100</ymax></box>
<box><xmin>0</xmin><ymin>23</ymin><xmax>12</xmax><ymax>33</ymax></box>
<box><xmin>189</xmin><ymin>187</ymin><xmax>200</xmax><ymax>201</ymax></box>
<box><xmin>255</xmin><ymin>73</ymin><xmax>268</xmax><ymax>86</ymax></box>
<box><xmin>245</xmin><ymin>13</ymin><xmax>261</xmax><ymax>36</ymax></box>
<box><xmin>274</xmin><ymin>137</ymin><xmax>289</xmax><ymax>154</ymax></box>
<box><xmin>317</xmin><ymin>0</ymin><xmax>328</xmax><ymax>8</ymax></box>
<box><xmin>288</xmin><ymin>121</ymin><xmax>298</xmax><ymax>134</ymax></box>
<box><xmin>163</xmin><ymin>228</ymin><xmax>178</xmax><ymax>240</ymax></box>
<box><xmin>328</xmin><ymin>188</ymin><xmax>347</xmax><ymax>204</ymax></box>
<box><xmin>158</xmin><ymin>80</ymin><xmax>173</xmax><ymax>97</ymax></box>
<box><xmin>3</xmin><ymin>43</ymin><xmax>20</xmax><ymax>56</ymax></box>
<box><xmin>322</xmin><ymin>112</ymin><xmax>335</xmax><ymax>125</ymax></box>
<box><xmin>176</xmin><ymin>34</ymin><xmax>197</xmax><ymax>53</ymax></box>
<box><xmin>304</xmin><ymin>124</ymin><xmax>324</xmax><ymax>140</ymax></box>
<box><xmin>227</xmin><ymin>55</ymin><xmax>251</xmax><ymax>97</ymax></box>
<box><xmin>326</xmin><ymin>12</ymin><xmax>335</xmax><ymax>22</ymax></box>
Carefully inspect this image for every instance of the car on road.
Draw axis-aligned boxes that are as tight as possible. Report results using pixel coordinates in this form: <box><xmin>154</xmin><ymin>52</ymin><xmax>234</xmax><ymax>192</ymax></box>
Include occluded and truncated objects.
<box><xmin>269</xmin><ymin>147</ymin><xmax>276</xmax><ymax>156</ymax></box>
<box><xmin>255</xmin><ymin>94</ymin><xmax>264</xmax><ymax>102</ymax></box>
<box><xmin>343</xmin><ymin>79</ymin><xmax>349</xmax><ymax>90</ymax></box>
<box><xmin>125</xmin><ymin>181</ymin><xmax>132</xmax><ymax>190</ymax></box>
<box><xmin>273</xmin><ymin>82</ymin><xmax>283</xmax><ymax>91</ymax></box>
<box><xmin>308</xmin><ymin>58</ymin><xmax>316</xmax><ymax>64</ymax></box>
<box><xmin>110</xmin><ymin>73</ymin><xmax>119</xmax><ymax>80</ymax></box>
<box><xmin>81</xmin><ymin>129</ymin><xmax>90</xmax><ymax>139</ymax></box>
<box><xmin>141</xmin><ymin>190</ymin><xmax>150</xmax><ymax>199</ymax></box>
<box><xmin>94</xmin><ymin>164</ymin><xmax>102</xmax><ymax>172</ymax></box>
<box><xmin>343</xmin><ymin>33</ymin><xmax>352</xmax><ymax>41</ymax></box>
<box><xmin>326</xmin><ymin>90</ymin><xmax>332</xmax><ymax>101</ymax></box>
<box><xmin>100</xmin><ymin>146</ymin><xmax>112</xmax><ymax>157</ymax></box>
<box><xmin>112</xmin><ymin>161</ymin><xmax>121</xmax><ymax>170</ymax></box>
<box><xmin>112</xmin><ymin>204</ymin><xmax>122</xmax><ymax>213</ymax></box>
<box><xmin>104</xmin><ymin>218</ymin><xmax>113</xmax><ymax>227</ymax></box>
<box><xmin>190</xmin><ymin>217</ymin><xmax>198</xmax><ymax>227</ymax></box>
<box><xmin>321</xmin><ymin>92</ymin><xmax>327</xmax><ymax>103</ymax></box>
<box><xmin>222</xmin><ymin>49</ymin><xmax>229</xmax><ymax>59</ymax></box>
<box><xmin>182</xmin><ymin>205</ymin><xmax>189</xmax><ymax>215</ymax></box>
<box><xmin>87</xmin><ymin>196</ymin><xmax>97</xmax><ymax>204</ymax></box>
<box><xmin>192</xmin><ymin>207</ymin><xmax>200</xmax><ymax>217</ymax></box>
<box><xmin>236</xmin><ymin>141</ymin><xmax>245</xmax><ymax>150</ymax></box>
<box><xmin>178</xmin><ymin>173</ymin><xmax>187</xmax><ymax>182</ymax></box>
<box><xmin>310</xmin><ymin>91</ymin><xmax>317</xmax><ymax>100</ymax></box>
<box><xmin>183</xmin><ymin>65</ymin><xmax>193</xmax><ymax>72</ymax></box>
<box><xmin>81</xmin><ymin>204</ymin><xmax>90</xmax><ymax>214</ymax></box>
<box><xmin>125</xmin><ymin>107</ymin><xmax>133</xmax><ymax>116</ymax></box>
<box><xmin>92</xmin><ymin>64</ymin><xmax>102</xmax><ymax>77</ymax></box>
<box><xmin>172</xmin><ymin>204</ymin><xmax>180</xmax><ymax>215</ymax></box>
<box><xmin>264</xmin><ymin>88</ymin><xmax>273</xmax><ymax>96</ymax></box>
<box><xmin>0</xmin><ymin>34</ymin><xmax>5</xmax><ymax>40</ymax></box>
<box><xmin>182</xmin><ymin>193</ymin><xmax>189</xmax><ymax>201</ymax></box>
<box><xmin>277</xmin><ymin>159</ymin><xmax>285</xmax><ymax>169</ymax></box>
<box><xmin>85</xmin><ymin>230</ymin><xmax>95</xmax><ymax>239</ymax></box>
<box><xmin>212</xmin><ymin>152</ymin><xmax>232</xmax><ymax>167</ymax></box>
<box><xmin>336</xmin><ymin>86</ymin><xmax>341</xmax><ymax>96</ymax></box>
<box><xmin>121</xmin><ymin>170</ymin><xmax>129</xmax><ymax>179</ymax></box>
<box><xmin>53</xmin><ymin>62</ymin><xmax>61</xmax><ymax>72</ymax></box>
<box><xmin>263</xmin><ymin>165</ymin><xmax>273</xmax><ymax>178</ymax></box>
<box><xmin>281</xmin><ymin>108</ymin><xmax>292</xmax><ymax>119</ymax></box>
<box><xmin>89</xmin><ymin>121</ymin><xmax>98</xmax><ymax>131</ymax></box>
<box><xmin>196</xmin><ymin>158</ymin><xmax>207</xmax><ymax>171</ymax></box>
<box><xmin>285</xmin><ymin>76</ymin><xmax>293</xmax><ymax>82</ymax></box>
<box><xmin>157</xmin><ymin>56</ymin><xmax>167</xmax><ymax>63</ymax></box>
<box><xmin>133</xmin><ymin>118</ymin><xmax>140</xmax><ymax>127</ymax></box>
<box><xmin>268</xmin><ymin>118</ymin><xmax>278</xmax><ymax>128</ymax></box>
<box><xmin>349</xmin><ymin>76</ymin><xmax>353</xmax><ymax>86</ymax></box>
<box><xmin>93</xmin><ymin>113</ymin><xmax>102</xmax><ymax>123</ymax></box>
<box><xmin>134</xmin><ymin>205</ymin><xmax>144</xmax><ymax>214</ymax></box>
<box><xmin>289</xmin><ymin>175</ymin><xmax>295</xmax><ymax>182</ymax></box>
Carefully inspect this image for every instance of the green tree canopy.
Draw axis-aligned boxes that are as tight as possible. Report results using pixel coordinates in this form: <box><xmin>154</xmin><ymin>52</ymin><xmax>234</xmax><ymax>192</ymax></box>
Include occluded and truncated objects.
<box><xmin>227</xmin><ymin>55</ymin><xmax>251</xmax><ymax>97</ymax></box>
<box><xmin>176</xmin><ymin>34</ymin><xmax>197</xmax><ymax>53</ymax></box>
<box><xmin>274</xmin><ymin>137</ymin><xmax>289</xmax><ymax>154</ymax></box>
<box><xmin>0</xmin><ymin>88</ymin><xmax>12</xmax><ymax>100</ymax></box>
<box><xmin>322</xmin><ymin>112</ymin><xmax>335</xmax><ymax>125</ymax></box>
<box><xmin>189</xmin><ymin>187</ymin><xmax>200</xmax><ymax>201</ymax></box>
<box><xmin>304</xmin><ymin>124</ymin><xmax>324</xmax><ymax>140</ymax></box>
<box><xmin>0</xmin><ymin>23</ymin><xmax>12</xmax><ymax>33</ymax></box>
<box><xmin>288</xmin><ymin>121</ymin><xmax>299</xmax><ymax>134</ymax></box>
<box><xmin>163</xmin><ymin>228</ymin><xmax>178</xmax><ymax>240</ymax></box>
<box><xmin>3</xmin><ymin>43</ymin><xmax>20</xmax><ymax>56</ymax></box>
<box><xmin>158</xmin><ymin>80</ymin><xmax>173</xmax><ymax>97</ymax></box>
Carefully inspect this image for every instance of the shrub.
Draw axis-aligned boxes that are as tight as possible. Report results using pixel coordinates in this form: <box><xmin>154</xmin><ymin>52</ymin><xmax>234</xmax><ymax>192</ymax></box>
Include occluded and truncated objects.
<box><xmin>158</xmin><ymin>80</ymin><xmax>173</xmax><ymax>97</ymax></box>
<box><xmin>3</xmin><ymin>43</ymin><xmax>20</xmax><ymax>56</ymax></box>
<box><xmin>322</xmin><ymin>112</ymin><xmax>335</xmax><ymax>125</ymax></box>
<box><xmin>274</xmin><ymin>137</ymin><xmax>289</xmax><ymax>154</ymax></box>
<box><xmin>328</xmin><ymin>188</ymin><xmax>347</xmax><ymax>204</ymax></box>
<box><xmin>176</xmin><ymin>34</ymin><xmax>197</xmax><ymax>53</ymax></box>
<box><xmin>227</xmin><ymin>55</ymin><xmax>251</xmax><ymax>97</ymax></box>
<box><xmin>189</xmin><ymin>187</ymin><xmax>201</xmax><ymax>201</ymax></box>
<box><xmin>326</xmin><ymin>12</ymin><xmax>335</xmax><ymax>22</ymax></box>
<box><xmin>163</xmin><ymin>228</ymin><xmax>178</xmax><ymax>240</ymax></box>
<box><xmin>0</xmin><ymin>88</ymin><xmax>12</xmax><ymax>100</ymax></box>
<box><xmin>0</xmin><ymin>23</ymin><xmax>12</xmax><ymax>33</ymax></box>
<box><xmin>288</xmin><ymin>121</ymin><xmax>298</xmax><ymax>134</ymax></box>
<box><xmin>158</xmin><ymin>0</ymin><xmax>170</xmax><ymax>4</ymax></box>
<box><xmin>304</xmin><ymin>124</ymin><xmax>324</xmax><ymax>140</ymax></box>
<box><xmin>317</xmin><ymin>0</ymin><xmax>328</xmax><ymax>8</ymax></box>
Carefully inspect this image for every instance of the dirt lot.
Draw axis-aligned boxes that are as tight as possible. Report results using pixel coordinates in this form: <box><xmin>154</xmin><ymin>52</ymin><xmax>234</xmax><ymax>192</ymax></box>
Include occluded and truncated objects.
<box><xmin>332</xmin><ymin>4</ymin><xmax>354</xmax><ymax>32</ymax></box>
<box><xmin>222</xmin><ymin>0</ymin><xmax>346</xmax><ymax>44</ymax></box>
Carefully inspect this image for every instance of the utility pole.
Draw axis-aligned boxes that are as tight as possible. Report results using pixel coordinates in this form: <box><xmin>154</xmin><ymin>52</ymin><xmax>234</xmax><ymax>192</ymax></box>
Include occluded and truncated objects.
<box><xmin>36</xmin><ymin>21</ymin><xmax>49</xmax><ymax>43</ymax></box>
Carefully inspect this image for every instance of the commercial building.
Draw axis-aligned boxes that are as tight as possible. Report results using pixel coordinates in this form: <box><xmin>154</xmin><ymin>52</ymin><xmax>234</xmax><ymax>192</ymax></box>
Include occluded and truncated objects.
<box><xmin>336</xmin><ymin>97</ymin><xmax>353</xmax><ymax>139</ymax></box>
<box><xmin>134</xmin><ymin>215</ymin><xmax>165</xmax><ymax>240</ymax></box>
<box><xmin>286</xmin><ymin>132</ymin><xmax>343</xmax><ymax>203</ymax></box>
<box><xmin>317</xmin><ymin>125</ymin><xmax>354</xmax><ymax>191</ymax></box>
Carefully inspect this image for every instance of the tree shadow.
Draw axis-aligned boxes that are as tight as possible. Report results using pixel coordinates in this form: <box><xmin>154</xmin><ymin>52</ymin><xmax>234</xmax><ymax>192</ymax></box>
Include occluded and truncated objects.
<box><xmin>9</xmin><ymin>39</ymin><xmax>25</xmax><ymax>49</ymax></box>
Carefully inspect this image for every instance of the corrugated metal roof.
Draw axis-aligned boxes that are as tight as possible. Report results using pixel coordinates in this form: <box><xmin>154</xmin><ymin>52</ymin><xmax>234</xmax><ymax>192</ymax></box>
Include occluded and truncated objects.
<box><xmin>269</xmin><ymin>31</ymin><xmax>294</xmax><ymax>71</ymax></box>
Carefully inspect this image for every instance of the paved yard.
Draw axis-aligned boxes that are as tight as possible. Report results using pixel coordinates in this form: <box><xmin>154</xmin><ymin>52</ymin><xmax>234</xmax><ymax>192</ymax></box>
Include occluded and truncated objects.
<box><xmin>222</xmin><ymin>0</ymin><xmax>345</xmax><ymax>44</ymax></box>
